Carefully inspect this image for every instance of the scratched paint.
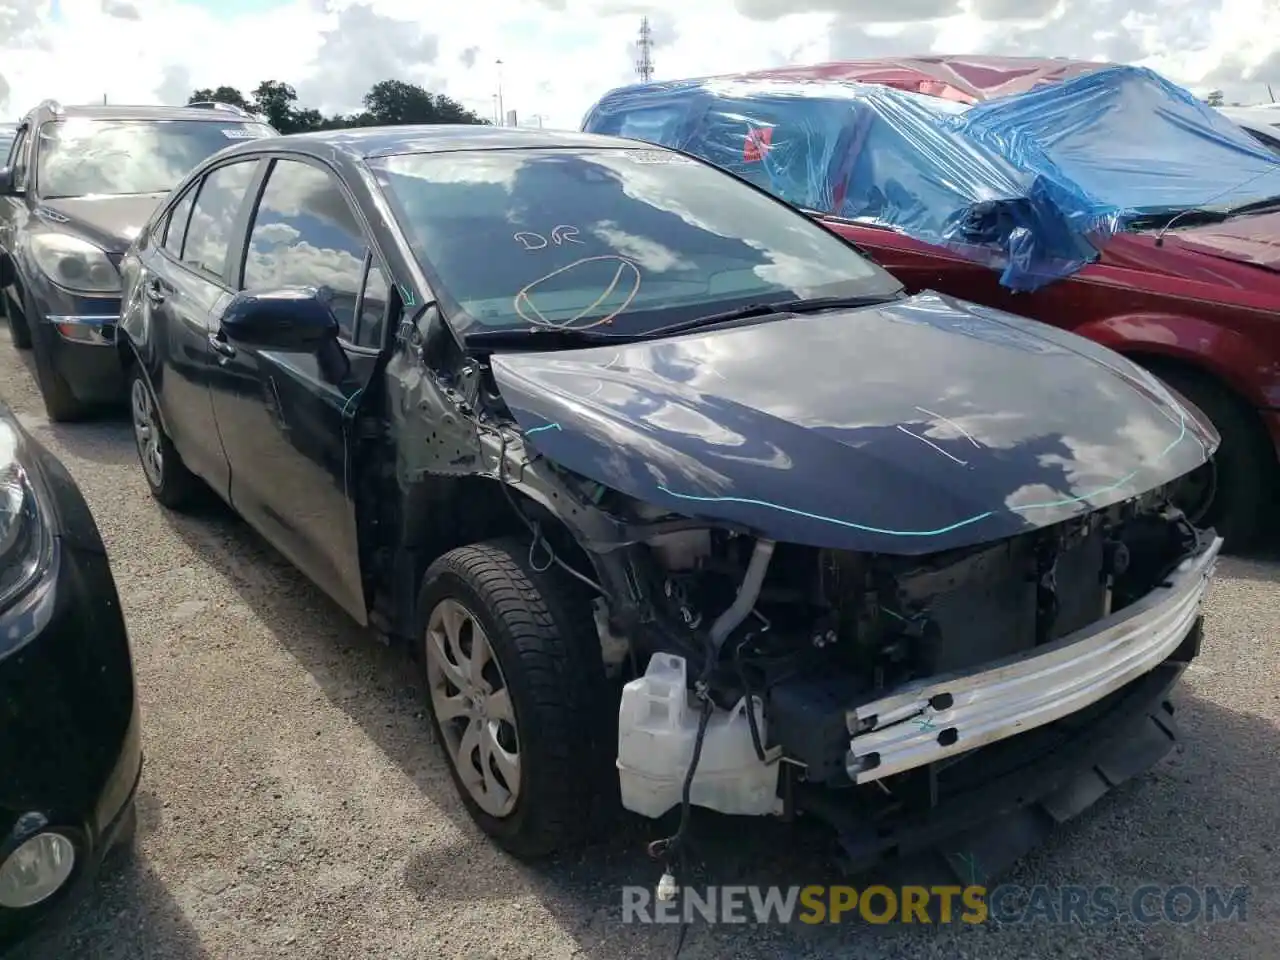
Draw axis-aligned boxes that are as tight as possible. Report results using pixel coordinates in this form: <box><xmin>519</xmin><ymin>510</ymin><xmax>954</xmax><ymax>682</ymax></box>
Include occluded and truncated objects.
<box><xmin>896</xmin><ymin>424</ymin><xmax>969</xmax><ymax>467</ymax></box>
<box><xmin>915</xmin><ymin>405</ymin><xmax>983</xmax><ymax>448</ymax></box>
<box><xmin>655</xmin><ymin>397</ymin><xmax>1189</xmax><ymax>537</ymax></box>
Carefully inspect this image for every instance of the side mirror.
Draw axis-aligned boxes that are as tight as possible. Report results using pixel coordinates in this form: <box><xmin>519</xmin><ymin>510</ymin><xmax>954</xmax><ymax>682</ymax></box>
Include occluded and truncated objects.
<box><xmin>220</xmin><ymin>287</ymin><xmax>339</xmax><ymax>351</ymax></box>
<box><xmin>0</xmin><ymin>167</ymin><xmax>16</xmax><ymax>196</ymax></box>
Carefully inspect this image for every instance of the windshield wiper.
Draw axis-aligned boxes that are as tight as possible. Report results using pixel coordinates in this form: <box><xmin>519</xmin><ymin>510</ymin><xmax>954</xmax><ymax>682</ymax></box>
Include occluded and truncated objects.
<box><xmin>463</xmin><ymin>292</ymin><xmax>902</xmax><ymax>350</ymax></box>
<box><xmin>1222</xmin><ymin>194</ymin><xmax>1280</xmax><ymax>217</ymax></box>
<box><xmin>1152</xmin><ymin>194</ymin><xmax>1280</xmax><ymax>245</ymax></box>
<box><xmin>463</xmin><ymin>326</ymin><xmax>640</xmax><ymax>350</ymax></box>
<box><xmin>639</xmin><ymin>292</ymin><xmax>903</xmax><ymax>340</ymax></box>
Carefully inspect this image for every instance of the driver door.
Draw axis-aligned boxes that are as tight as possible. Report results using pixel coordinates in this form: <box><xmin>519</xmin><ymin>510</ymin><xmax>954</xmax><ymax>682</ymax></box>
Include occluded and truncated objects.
<box><xmin>207</xmin><ymin>157</ymin><xmax>391</xmax><ymax>623</ymax></box>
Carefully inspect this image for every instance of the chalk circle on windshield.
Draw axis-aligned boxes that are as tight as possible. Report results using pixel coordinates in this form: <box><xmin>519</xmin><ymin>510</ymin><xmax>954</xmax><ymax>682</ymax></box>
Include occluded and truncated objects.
<box><xmin>513</xmin><ymin>255</ymin><xmax>642</xmax><ymax>330</ymax></box>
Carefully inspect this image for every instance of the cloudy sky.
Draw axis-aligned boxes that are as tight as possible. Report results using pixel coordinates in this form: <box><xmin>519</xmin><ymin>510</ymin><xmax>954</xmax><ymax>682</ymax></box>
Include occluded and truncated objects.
<box><xmin>0</xmin><ymin>0</ymin><xmax>1277</xmax><ymax>127</ymax></box>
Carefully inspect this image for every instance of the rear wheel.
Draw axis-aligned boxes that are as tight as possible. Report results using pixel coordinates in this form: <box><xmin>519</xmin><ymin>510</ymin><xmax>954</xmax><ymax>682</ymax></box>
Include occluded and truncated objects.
<box><xmin>1148</xmin><ymin>362</ymin><xmax>1274</xmax><ymax>551</ymax></box>
<box><xmin>417</xmin><ymin>539</ymin><xmax>615</xmax><ymax>859</ymax></box>
<box><xmin>128</xmin><ymin>366</ymin><xmax>199</xmax><ymax>510</ymax></box>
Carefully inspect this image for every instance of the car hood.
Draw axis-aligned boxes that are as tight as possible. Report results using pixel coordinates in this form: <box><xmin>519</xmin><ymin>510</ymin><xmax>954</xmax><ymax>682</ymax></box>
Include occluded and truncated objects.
<box><xmin>489</xmin><ymin>292</ymin><xmax>1217</xmax><ymax>556</ymax></box>
<box><xmin>1167</xmin><ymin>210</ymin><xmax>1280</xmax><ymax>271</ymax></box>
<box><xmin>36</xmin><ymin>193</ymin><xmax>168</xmax><ymax>254</ymax></box>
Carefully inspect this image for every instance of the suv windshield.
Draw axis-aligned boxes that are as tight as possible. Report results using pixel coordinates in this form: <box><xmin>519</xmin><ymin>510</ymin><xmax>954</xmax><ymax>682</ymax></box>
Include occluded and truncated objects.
<box><xmin>36</xmin><ymin>118</ymin><xmax>274</xmax><ymax>199</ymax></box>
<box><xmin>369</xmin><ymin>146</ymin><xmax>903</xmax><ymax>338</ymax></box>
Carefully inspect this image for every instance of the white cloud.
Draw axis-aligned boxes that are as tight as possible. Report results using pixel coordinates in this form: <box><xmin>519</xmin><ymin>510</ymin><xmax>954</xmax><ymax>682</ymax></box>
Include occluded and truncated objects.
<box><xmin>0</xmin><ymin>0</ymin><xmax>1278</xmax><ymax>133</ymax></box>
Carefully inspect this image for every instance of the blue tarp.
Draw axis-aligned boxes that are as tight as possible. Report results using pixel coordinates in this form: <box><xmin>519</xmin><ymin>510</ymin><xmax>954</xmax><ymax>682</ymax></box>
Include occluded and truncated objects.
<box><xmin>581</xmin><ymin>65</ymin><xmax>1280</xmax><ymax>292</ymax></box>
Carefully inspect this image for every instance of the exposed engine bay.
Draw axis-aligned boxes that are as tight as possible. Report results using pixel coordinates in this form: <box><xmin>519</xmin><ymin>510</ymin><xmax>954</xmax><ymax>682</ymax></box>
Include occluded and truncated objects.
<box><xmin>600</xmin><ymin>482</ymin><xmax>1216</xmax><ymax>829</ymax></box>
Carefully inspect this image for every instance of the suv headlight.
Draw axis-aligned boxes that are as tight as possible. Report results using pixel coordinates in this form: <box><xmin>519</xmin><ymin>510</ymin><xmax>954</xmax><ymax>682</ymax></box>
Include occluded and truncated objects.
<box><xmin>0</xmin><ymin>424</ymin><xmax>49</xmax><ymax>614</ymax></box>
<box><xmin>29</xmin><ymin>233</ymin><xmax>122</xmax><ymax>295</ymax></box>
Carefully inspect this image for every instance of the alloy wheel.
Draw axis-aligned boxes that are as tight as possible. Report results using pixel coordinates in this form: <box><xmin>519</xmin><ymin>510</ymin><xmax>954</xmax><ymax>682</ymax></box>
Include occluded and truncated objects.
<box><xmin>425</xmin><ymin>597</ymin><xmax>521</xmax><ymax>817</ymax></box>
<box><xmin>130</xmin><ymin>377</ymin><xmax>164</xmax><ymax>488</ymax></box>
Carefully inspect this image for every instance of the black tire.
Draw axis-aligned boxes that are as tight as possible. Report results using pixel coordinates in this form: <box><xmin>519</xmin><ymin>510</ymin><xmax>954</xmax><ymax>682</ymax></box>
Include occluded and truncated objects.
<box><xmin>4</xmin><ymin>290</ymin><xmax>32</xmax><ymax>350</ymax></box>
<box><xmin>108</xmin><ymin>801</ymin><xmax>138</xmax><ymax>858</ymax></box>
<box><xmin>417</xmin><ymin>538</ymin><xmax>616</xmax><ymax>859</ymax></box>
<box><xmin>25</xmin><ymin>292</ymin><xmax>87</xmax><ymax>422</ymax></box>
<box><xmin>1148</xmin><ymin>362</ymin><xmax>1274</xmax><ymax>551</ymax></box>
<box><xmin>127</xmin><ymin>365</ymin><xmax>200</xmax><ymax>510</ymax></box>
<box><xmin>28</xmin><ymin>317</ymin><xmax>90</xmax><ymax>422</ymax></box>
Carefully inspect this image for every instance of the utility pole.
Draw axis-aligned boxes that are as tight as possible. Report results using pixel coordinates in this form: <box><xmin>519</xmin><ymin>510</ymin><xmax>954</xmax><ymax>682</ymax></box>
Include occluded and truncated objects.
<box><xmin>636</xmin><ymin>17</ymin><xmax>654</xmax><ymax>83</ymax></box>
<box><xmin>496</xmin><ymin>59</ymin><xmax>505</xmax><ymax>126</ymax></box>
<box><xmin>492</xmin><ymin>94</ymin><xmax>499</xmax><ymax>125</ymax></box>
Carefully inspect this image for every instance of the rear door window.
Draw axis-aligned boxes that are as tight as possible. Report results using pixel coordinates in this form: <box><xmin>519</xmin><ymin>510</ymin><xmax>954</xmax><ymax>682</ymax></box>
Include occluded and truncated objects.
<box><xmin>182</xmin><ymin>160</ymin><xmax>258</xmax><ymax>282</ymax></box>
<box><xmin>162</xmin><ymin>187</ymin><xmax>198</xmax><ymax>258</ymax></box>
<box><xmin>9</xmin><ymin>127</ymin><xmax>29</xmax><ymax>191</ymax></box>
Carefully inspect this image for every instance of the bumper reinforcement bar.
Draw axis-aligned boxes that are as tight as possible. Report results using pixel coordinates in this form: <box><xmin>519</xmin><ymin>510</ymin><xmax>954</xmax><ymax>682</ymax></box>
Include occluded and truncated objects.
<box><xmin>845</xmin><ymin>534</ymin><xmax>1222</xmax><ymax>783</ymax></box>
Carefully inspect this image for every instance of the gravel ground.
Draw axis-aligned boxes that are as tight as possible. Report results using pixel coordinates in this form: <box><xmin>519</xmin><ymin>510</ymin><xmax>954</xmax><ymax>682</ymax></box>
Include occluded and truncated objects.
<box><xmin>3</xmin><ymin>326</ymin><xmax>1279</xmax><ymax>960</ymax></box>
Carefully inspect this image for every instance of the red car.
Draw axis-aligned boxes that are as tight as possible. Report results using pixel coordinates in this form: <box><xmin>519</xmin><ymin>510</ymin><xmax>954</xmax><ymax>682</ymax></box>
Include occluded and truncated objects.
<box><xmin>737</xmin><ymin>56</ymin><xmax>1279</xmax><ymax>550</ymax></box>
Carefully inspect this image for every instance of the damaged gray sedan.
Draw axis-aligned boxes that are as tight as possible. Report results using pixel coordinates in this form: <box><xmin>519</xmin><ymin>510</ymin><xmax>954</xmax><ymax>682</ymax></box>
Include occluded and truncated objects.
<box><xmin>115</xmin><ymin>125</ymin><xmax>1222</xmax><ymax>883</ymax></box>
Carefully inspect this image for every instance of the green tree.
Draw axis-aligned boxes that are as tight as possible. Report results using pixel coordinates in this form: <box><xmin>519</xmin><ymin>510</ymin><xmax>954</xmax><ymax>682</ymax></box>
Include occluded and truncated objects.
<box><xmin>187</xmin><ymin>79</ymin><xmax>489</xmax><ymax>133</ymax></box>
<box><xmin>1205</xmin><ymin>89</ymin><xmax>1225</xmax><ymax>107</ymax></box>
<box><xmin>362</xmin><ymin>79</ymin><xmax>435</xmax><ymax>124</ymax></box>
<box><xmin>187</xmin><ymin>86</ymin><xmax>254</xmax><ymax>113</ymax></box>
<box><xmin>358</xmin><ymin>79</ymin><xmax>486</xmax><ymax>126</ymax></box>
<box><xmin>249</xmin><ymin>81</ymin><xmax>317</xmax><ymax>134</ymax></box>
<box><xmin>430</xmin><ymin>92</ymin><xmax>488</xmax><ymax>125</ymax></box>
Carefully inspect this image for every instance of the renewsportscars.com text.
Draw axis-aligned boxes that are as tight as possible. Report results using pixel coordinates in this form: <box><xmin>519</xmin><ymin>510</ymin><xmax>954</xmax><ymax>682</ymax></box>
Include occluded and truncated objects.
<box><xmin>622</xmin><ymin>884</ymin><xmax>1249</xmax><ymax>926</ymax></box>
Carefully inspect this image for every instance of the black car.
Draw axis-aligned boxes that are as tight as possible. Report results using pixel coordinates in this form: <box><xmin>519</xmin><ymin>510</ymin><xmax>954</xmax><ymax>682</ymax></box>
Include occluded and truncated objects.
<box><xmin>0</xmin><ymin>100</ymin><xmax>274</xmax><ymax>422</ymax></box>
<box><xmin>0</xmin><ymin>401</ymin><xmax>141</xmax><ymax>948</ymax></box>
<box><xmin>116</xmin><ymin>125</ymin><xmax>1221</xmax><ymax>882</ymax></box>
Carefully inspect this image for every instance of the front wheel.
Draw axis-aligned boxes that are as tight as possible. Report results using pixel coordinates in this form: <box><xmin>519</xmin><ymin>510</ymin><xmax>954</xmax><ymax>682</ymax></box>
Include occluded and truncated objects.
<box><xmin>26</xmin><ymin>293</ymin><xmax>87</xmax><ymax>423</ymax></box>
<box><xmin>417</xmin><ymin>539</ymin><xmax>615</xmax><ymax>859</ymax></box>
<box><xmin>3</xmin><ymin>290</ymin><xmax>32</xmax><ymax>349</ymax></box>
<box><xmin>1153</xmin><ymin>364</ymin><xmax>1274</xmax><ymax>551</ymax></box>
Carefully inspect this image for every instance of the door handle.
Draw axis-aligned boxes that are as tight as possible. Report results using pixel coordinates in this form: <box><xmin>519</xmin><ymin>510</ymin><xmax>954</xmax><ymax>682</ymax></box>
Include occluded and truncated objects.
<box><xmin>144</xmin><ymin>280</ymin><xmax>166</xmax><ymax>305</ymax></box>
<box><xmin>208</xmin><ymin>333</ymin><xmax>236</xmax><ymax>358</ymax></box>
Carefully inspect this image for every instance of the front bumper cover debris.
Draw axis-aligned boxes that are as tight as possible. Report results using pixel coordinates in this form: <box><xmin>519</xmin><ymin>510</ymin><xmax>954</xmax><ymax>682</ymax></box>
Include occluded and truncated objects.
<box><xmin>846</xmin><ymin>534</ymin><xmax>1222</xmax><ymax>783</ymax></box>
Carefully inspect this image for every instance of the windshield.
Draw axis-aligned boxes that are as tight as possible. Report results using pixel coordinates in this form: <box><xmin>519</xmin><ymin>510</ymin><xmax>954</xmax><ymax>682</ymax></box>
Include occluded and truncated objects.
<box><xmin>36</xmin><ymin>118</ymin><xmax>274</xmax><ymax>199</ymax></box>
<box><xmin>369</xmin><ymin>146</ymin><xmax>902</xmax><ymax>338</ymax></box>
<box><xmin>1241</xmin><ymin>125</ymin><xmax>1280</xmax><ymax>159</ymax></box>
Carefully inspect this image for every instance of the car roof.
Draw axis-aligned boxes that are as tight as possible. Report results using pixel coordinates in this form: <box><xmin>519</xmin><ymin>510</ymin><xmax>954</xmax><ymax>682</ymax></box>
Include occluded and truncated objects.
<box><xmin>38</xmin><ymin>103</ymin><xmax>262</xmax><ymax>123</ymax></box>
<box><xmin>1218</xmin><ymin>105</ymin><xmax>1280</xmax><ymax>128</ymax></box>
<box><xmin>722</xmin><ymin>55</ymin><xmax>1110</xmax><ymax>104</ymax></box>
<box><xmin>224</xmin><ymin>124</ymin><xmax>650</xmax><ymax>161</ymax></box>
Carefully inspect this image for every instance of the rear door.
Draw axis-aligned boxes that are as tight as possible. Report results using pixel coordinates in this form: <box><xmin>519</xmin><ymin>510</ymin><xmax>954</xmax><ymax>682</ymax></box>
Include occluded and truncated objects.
<box><xmin>138</xmin><ymin>158</ymin><xmax>265</xmax><ymax>496</ymax></box>
<box><xmin>207</xmin><ymin>155</ymin><xmax>391</xmax><ymax>623</ymax></box>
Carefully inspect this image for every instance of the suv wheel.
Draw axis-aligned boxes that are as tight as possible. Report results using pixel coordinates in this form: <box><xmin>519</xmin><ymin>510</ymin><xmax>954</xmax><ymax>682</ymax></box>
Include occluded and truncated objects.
<box><xmin>417</xmin><ymin>539</ymin><xmax>616</xmax><ymax>859</ymax></box>
<box><xmin>25</xmin><ymin>293</ymin><xmax>87</xmax><ymax>422</ymax></box>
<box><xmin>3</xmin><ymin>291</ymin><xmax>32</xmax><ymax>349</ymax></box>
<box><xmin>128</xmin><ymin>367</ymin><xmax>199</xmax><ymax>509</ymax></box>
